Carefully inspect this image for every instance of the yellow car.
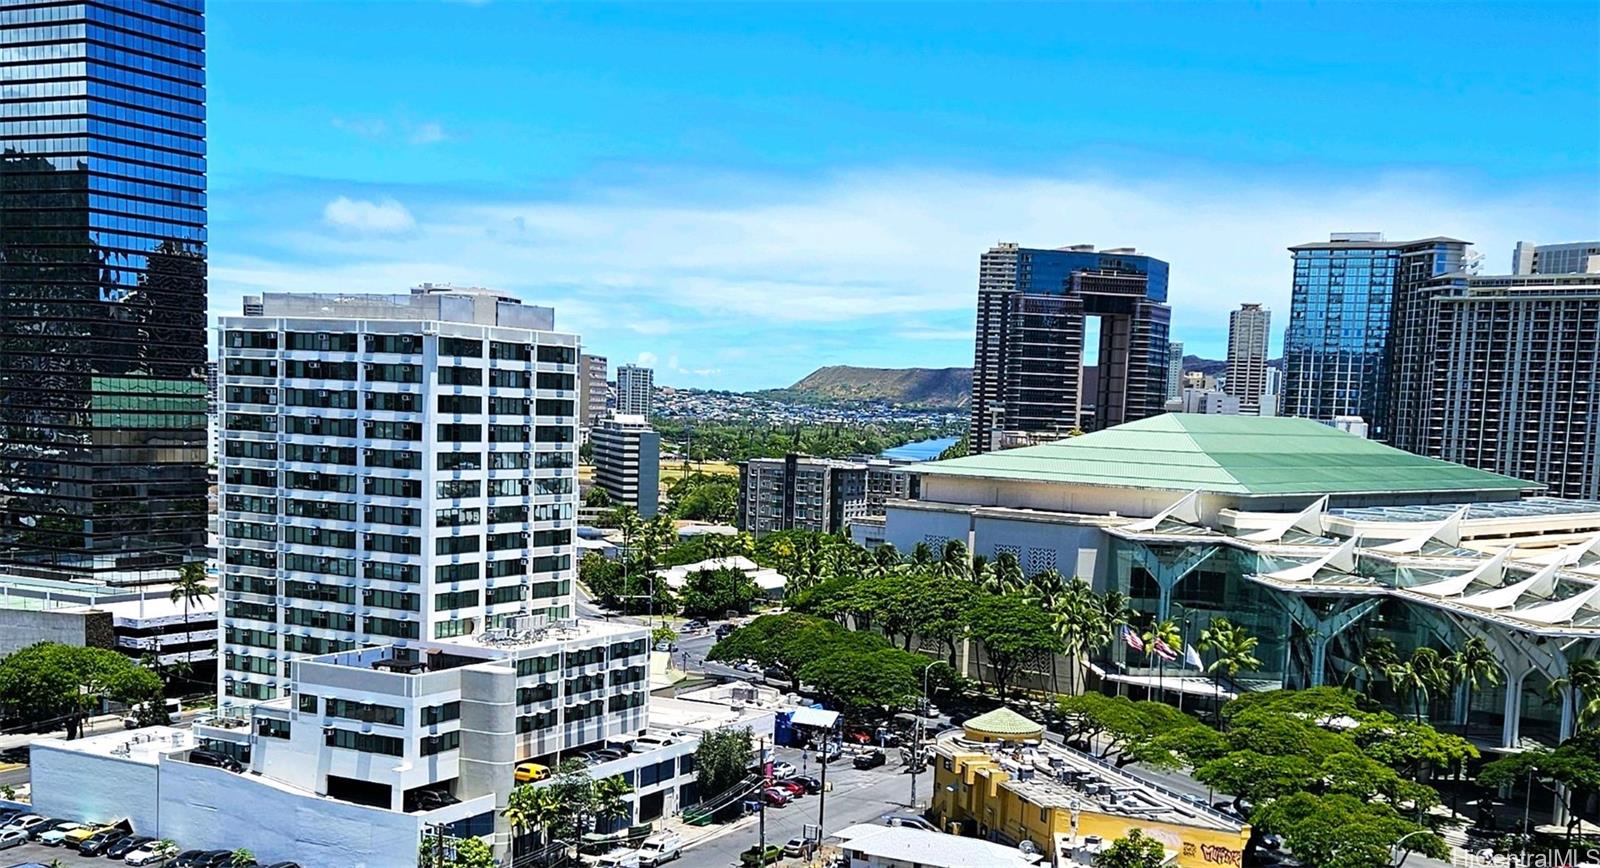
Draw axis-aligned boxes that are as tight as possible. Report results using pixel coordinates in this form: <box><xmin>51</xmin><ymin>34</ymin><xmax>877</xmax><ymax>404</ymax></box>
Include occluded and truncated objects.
<box><xmin>514</xmin><ymin>762</ymin><xmax>550</xmax><ymax>783</ymax></box>
<box><xmin>63</xmin><ymin>825</ymin><xmax>105</xmax><ymax>849</ymax></box>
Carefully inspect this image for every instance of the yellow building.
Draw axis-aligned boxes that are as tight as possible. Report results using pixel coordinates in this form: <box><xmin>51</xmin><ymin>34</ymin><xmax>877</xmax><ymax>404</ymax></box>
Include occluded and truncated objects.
<box><xmin>930</xmin><ymin>709</ymin><xmax>1251</xmax><ymax>868</ymax></box>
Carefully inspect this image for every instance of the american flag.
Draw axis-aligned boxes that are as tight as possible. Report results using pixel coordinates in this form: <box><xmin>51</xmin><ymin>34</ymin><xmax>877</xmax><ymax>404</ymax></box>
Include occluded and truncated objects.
<box><xmin>1121</xmin><ymin>626</ymin><xmax>1145</xmax><ymax>652</ymax></box>
<box><xmin>1152</xmin><ymin>638</ymin><xmax>1179</xmax><ymax>662</ymax></box>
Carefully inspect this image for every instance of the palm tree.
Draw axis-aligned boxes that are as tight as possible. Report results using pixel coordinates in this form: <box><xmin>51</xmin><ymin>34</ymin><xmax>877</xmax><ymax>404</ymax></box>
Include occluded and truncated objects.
<box><xmin>504</xmin><ymin>783</ymin><xmax>565</xmax><ymax>845</ymax></box>
<box><xmin>1056</xmin><ymin>579</ymin><xmax>1102</xmax><ymax>697</ymax></box>
<box><xmin>1346</xmin><ymin>635</ymin><xmax>1401</xmax><ymax>696</ymax></box>
<box><xmin>1024</xmin><ymin>570</ymin><xmax>1070</xmax><ymax>693</ymax></box>
<box><xmin>1141</xmin><ymin>618</ymin><xmax>1182</xmax><ymax>702</ymax></box>
<box><xmin>1199</xmin><ymin>618</ymin><xmax>1261</xmax><ymax>725</ymax></box>
<box><xmin>169</xmin><ymin>562</ymin><xmax>212</xmax><ymax>678</ymax></box>
<box><xmin>1389</xmin><ymin>648</ymin><xmax>1449</xmax><ymax>723</ymax></box>
<box><xmin>982</xmin><ymin>551</ymin><xmax>1025</xmax><ymax>596</ymax></box>
<box><xmin>588</xmin><ymin>774</ymin><xmax>635</xmax><ymax>834</ymax></box>
<box><xmin>1450</xmin><ymin>636</ymin><xmax>1502</xmax><ymax>736</ymax></box>
<box><xmin>909</xmin><ymin>541</ymin><xmax>935</xmax><ymax>567</ymax></box>
<box><xmin>864</xmin><ymin>543</ymin><xmax>901</xmax><ymax>578</ymax></box>
<box><xmin>1548</xmin><ymin>657</ymin><xmax>1600</xmax><ymax>733</ymax></box>
<box><xmin>936</xmin><ymin>539</ymin><xmax>970</xmax><ymax>581</ymax></box>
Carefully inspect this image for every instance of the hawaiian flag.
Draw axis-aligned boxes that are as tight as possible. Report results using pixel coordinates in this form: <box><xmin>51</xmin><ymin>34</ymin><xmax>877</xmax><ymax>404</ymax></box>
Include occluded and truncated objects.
<box><xmin>1121</xmin><ymin>625</ymin><xmax>1145</xmax><ymax>652</ymax></box>
<box><xmin>1152</xmin><ymin>637</ymin><xmax>1179</xmax><ymax>662</ymax></box>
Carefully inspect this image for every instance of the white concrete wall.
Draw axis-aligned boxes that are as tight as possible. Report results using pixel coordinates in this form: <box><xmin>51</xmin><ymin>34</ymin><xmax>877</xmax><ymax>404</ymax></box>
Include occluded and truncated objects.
<box><xmin>156</xmin><ymin>756</ymin><xmax>438</xmax><ymax>868</ymax></box>
<box><xmin>30</xmin><ymin>743</ymin><xmax>159</xmax><ymax>834</ymax></box>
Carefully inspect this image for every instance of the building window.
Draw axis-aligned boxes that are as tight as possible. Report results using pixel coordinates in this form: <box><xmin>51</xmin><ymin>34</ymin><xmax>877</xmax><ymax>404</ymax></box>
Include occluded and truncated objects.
<box><xmin>421</xmin><ymin>731</ymin><xmax>461</xmax><ymax>756</ymax></box>
<box><xmin>298</xmin><ymin>693</ymin><xmax>319</xmax><ymax>714</ymax></box>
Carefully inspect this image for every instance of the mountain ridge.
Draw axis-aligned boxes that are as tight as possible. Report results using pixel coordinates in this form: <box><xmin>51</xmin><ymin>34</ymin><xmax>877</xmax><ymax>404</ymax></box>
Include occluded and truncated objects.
<box><xmin>770</xmin><ymin>365</ymin><xmax>973</xmax><ymax>408</ymax></box>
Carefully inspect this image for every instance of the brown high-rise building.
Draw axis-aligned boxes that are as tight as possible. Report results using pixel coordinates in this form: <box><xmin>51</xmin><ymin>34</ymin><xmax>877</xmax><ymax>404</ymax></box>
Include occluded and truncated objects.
<box><xmin>1224</xmin><ymin>303</ymin><xmax>1271</xmax><ymax>414</ymax></box>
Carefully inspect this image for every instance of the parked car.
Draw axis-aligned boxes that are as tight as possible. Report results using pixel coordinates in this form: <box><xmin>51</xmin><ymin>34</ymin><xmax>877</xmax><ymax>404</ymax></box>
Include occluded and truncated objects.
<box><xmin>0</xmin><ymin>815</ymin><xmax>43</xmax><ymax>835</ymax></box>
<box><xmin>590</xmin><ymin>748</ymin><xmax>628</xmax><ymax>763</ymax></box>
<box><xmin>782</xmin><ymin>837</ymin><xmax>807</xmax><ymax>857</ymax></box>
<box><xmin>881</xmin><ymin>814</ymin><xmax>939</xmax><ymax>832</ymax></box>
<box><xmin>739</xmin><ymin>844</ymin><xmax>782</xmax><ymax>867</ymax></box>
<box><xmin>0</xmin><ymin>810</ymin><xmax>19</xmax><ymax>826</ymax></box>
<box><xmin>683</xmin><ymin>619</ymin><xmax>708</xmax><ymax>631</ymax></box>
<box><xmin>769</xmin><ymin>760</ymin><xmax>797</xmax><ymax>779</ymax></box>
<box><xmin>514</xmin><ymin>761</ymin><xmax>551</xmax><ymax>783</ymax></box>
<box><xmin>198</xmin><ymin>851</ymin><xmax>238</xmax><ymax>867</ymax></box>
<box><xmin>762</xmin><ymin>665</ymin><xmax>788</xmax><ymax>683</ymax></box>
<box><xmin>593</xmin><ymin>848</ymin><xmax>641</xmax><ymax>868</ymax></box>
<box><xmin>853</xmin><ymin>749</ymin><xmax>887</xmax><ymax>770</ymax></box>
<box><xmin>27</xmin><ymin>818</ymin><xmax>72</xmax><ymax>840</ymax></box>
<box><xmin>410</xmin><ymin>789</ymin><xmax>458</xmax><ymax>811</ymax></box>
<box><xmin>79</xmin><ymin>827</ymin><xmax>132</xmax><ymax>855</ymax></box>
<box><xmin>653</xmin><ymin>640</ymin><xmax>674</xmax><ymax>652</ymax></box>
<box><xmin>188</xmin><ymin>749</ymin><xmax>242</xmax><ymax>773</ymax></box>
<box><xmin>38</xmin><ymin>821</ymin><xmax>86</xmax><ymax>846</ymax></box>
<box><xmin>783</xmin><ymin>775</ymin><xmax>821</xmax><ymax>794</ymax></box>
<box><xmin>770</xmin><ymin>779</ymin><xmax>806</xmax><ymax>797</ymax></box>
<box><xmin>636</xmin><ymin>831</ymin><xmax>683</xmax><ymax>867</ymax></box>
<box><xmin>169</xmin><ymin>849</ymin><xmax>210</xmax><ymax>867</ymax></box>
<box><xmin>760</xmin><ymin>787</ymin><xmax>793</xmax><ymax>807</ymax></box>
<box><xmin>814</xmin><ymin>742</ymin><xmax>841</xmax><ymax>764</ymax></box>
<box><xmin>124</xmin><ymin>839</ymin><xmax>176</xmax><ymax>865</ymax></box>
<box><xmin>263</xmin><ymin>863</ymin><xmax>304</xmax><ymax>868</ymax></box>
<box><xmin>64</xmin><ymin>826</ymin><xmax>111</xmax><ymax>851</ymax></box>
<box><xmin>715</xmin><ymin>624</ymin><xmax>735</xmax><ymax>639</ymax></box>
<box><xmin>106</xmin><ymin>835</ymin><xmax>153</xmax><ymax>859</ymax></box>
<box><xmin>0</xmin><ymin>827</ymin><xmax>28</xmax><ymax>850</ymax></box>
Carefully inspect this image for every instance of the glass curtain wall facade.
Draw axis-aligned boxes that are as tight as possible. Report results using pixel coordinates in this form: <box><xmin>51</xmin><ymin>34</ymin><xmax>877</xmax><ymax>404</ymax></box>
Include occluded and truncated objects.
<box><xmin>0</xmin><ymin>0</ymin><xmax>207</xmax><ymax>581</ymax></box>
<box><xmin>1281</xmin><ymin>236</ymin><xmax>1465</xmax><ymax>442</ymax></box>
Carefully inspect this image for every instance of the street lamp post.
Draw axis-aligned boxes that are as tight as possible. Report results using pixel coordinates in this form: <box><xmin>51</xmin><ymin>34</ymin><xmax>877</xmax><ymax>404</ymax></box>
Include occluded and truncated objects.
<box><xmin>909</xmin><ymin>660</ymin><xmax>938</xmax><ymax>810</ymax></box>
<box><xmin>1388</xmin><ymin>829</ymin><xmax>1431</xmax><ymax>867</ymax></box>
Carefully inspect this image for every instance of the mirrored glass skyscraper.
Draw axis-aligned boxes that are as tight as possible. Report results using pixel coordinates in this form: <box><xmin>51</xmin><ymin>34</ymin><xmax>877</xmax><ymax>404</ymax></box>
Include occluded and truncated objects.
<box><xmin>0</xmin><ymin>0</ymin><xmax>207</xmax><ymax>582</ymax></box>
<box><xmin>1281</xmin><ymin>233</ymin><xmax>1466</xmax><ymax>442</ymax></box>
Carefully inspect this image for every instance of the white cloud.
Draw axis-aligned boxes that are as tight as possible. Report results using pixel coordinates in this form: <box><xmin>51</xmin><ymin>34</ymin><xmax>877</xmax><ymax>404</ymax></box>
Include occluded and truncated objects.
<box><xmin>217</xmin><ymin>166</ymin><xmax>1595</xmax><ymax>387</ymax></box>
<box><xmin>321</xmin><ymin>196</ymin><xmax>417</xmax><ymax>235</ymax></box>
<box><xmin>409</xmin><ymin>122</ymin><xmax>447</xmax><ymax>145</ymax></box>
<box><xmin>636</xmin><ymin>351</ymin><xmax>659</xmax><ymax>367</ymax></box>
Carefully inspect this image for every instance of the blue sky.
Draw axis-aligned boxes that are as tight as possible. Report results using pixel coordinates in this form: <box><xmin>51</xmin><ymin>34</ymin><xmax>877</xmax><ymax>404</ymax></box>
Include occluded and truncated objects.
<box><xmin>208</xmin><ymin>1</ymin><xmax>1600</xmax><ymax>390</ymax></box>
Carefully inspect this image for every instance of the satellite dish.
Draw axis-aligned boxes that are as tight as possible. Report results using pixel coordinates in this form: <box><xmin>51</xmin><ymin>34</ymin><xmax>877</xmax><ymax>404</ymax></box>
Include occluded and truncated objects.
<box><xmin>1018</xmin><ymin>840</ymin><xmax>1039</xmax><ymax>856</ymax></box>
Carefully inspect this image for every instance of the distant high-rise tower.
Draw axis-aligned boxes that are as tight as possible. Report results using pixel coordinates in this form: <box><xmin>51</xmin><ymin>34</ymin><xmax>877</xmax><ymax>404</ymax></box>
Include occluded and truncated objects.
<box><xmin>0</xmin><ymin>0</ymin><xmax>208</xmax><ymax>583</ymax></box>
<box><xmin>1281</xmin><ymin>233</ymin><xmax>1468</xmax><ymax>441</ymax></box>
<box><xmin>615</xmin><ymin>364</ymin><xmax>654</xmax><ymax>417</ymax></box>
<box><xmin>969</xmin><ymin>243</ymin><xmax>1172</xmax><ymax>452</ymax></box>
<box><xmin>1224</xmin><ymin>304</ymin><xmax>1271</xmax><ymax>414</ymax></box>
<box><xmin>1165</xmin><ymin>341</ymin><xmax>1184</xmax><ymax>401</ymax></box>
<box><xmin>1512</xmin><ymin>240</ymin><xmax>1600</xmax><ymax>276</ymax></box>
<box><xmin>578</xmin><ymin>352</ymin><xmax>608</xmax><ymax>427</ymax></box>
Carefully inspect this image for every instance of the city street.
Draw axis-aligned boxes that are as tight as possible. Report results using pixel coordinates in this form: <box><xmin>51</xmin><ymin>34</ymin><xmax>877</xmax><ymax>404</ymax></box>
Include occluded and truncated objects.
<box><xmin>681</xmin><ymin>743</ymin><xmax>922</xmax><ymax>867</ymax></box>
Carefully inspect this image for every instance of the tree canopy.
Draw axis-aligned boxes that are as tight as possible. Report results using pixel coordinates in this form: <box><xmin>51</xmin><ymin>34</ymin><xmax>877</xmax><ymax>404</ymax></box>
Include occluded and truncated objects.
<box><xmin>0</xmin><ymin>642</ymin><xmax>161</xmax><ymax>738</ymax></box>
<box><xmin>967</xmin><ymin>593</ymin><xmax>1062</xmax><ymax>698</ymax></box>
<box><xmin>1094</xmin><ymin>829</ymin><xmax>1167</xmax><ymax>868</ymax></box>
<box><xmin>695</xmin><ymin>726</ymin><xmax>755</xmax><ymax>801</ymax></box>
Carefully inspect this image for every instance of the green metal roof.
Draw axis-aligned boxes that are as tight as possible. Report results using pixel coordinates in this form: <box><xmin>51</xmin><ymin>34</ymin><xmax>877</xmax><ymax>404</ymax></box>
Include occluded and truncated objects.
<box><xmin>920</xmin><ymin>415</ymin><xmax>1538</xmax><ymax>496</ymax></box>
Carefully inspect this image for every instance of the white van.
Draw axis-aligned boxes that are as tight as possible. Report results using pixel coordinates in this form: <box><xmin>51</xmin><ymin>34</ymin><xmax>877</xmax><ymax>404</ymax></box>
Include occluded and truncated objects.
<box><xmin>593</xmin><ymin>848</ymin><xmax>642</xmax><ymax>868</ymax></box>
<box><xmin>637</xmin><ymin>832</ymin><xmax>683</xmax><ymax>866</ymax></box>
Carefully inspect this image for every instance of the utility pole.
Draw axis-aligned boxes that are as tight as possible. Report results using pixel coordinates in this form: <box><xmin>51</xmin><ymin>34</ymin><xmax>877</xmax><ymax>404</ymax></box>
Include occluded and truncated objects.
<box><xmin>816</xmin><ymin>722</ymin><xmax>834</xmax><ymax>835</ymax></box>
<box><xmin>758</xmin><ymin>735</ymin><xmax>768</xmax><ymax>861</ymax></box>
<box><xmin>910</xmin><ymin>660</ymin><xmax>937</xmax><ymax>809</ymax></box>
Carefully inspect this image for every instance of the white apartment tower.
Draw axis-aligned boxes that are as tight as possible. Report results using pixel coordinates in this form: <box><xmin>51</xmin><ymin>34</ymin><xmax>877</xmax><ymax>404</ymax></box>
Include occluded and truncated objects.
<box><xmin>217</xmin><ymin>286</ymin><xmax>580</xmax><ymax>706</ymax></box>
<box><xmin>1224</xmin><ymin>303</ymin><xmax>1271</xmax><ymax>414</ymax></box>
<box><xmin>614</xmin><ymin>363</ymin><xmax>654</xmax><ymax>417</ymax></box>
<box><xmin>1165</xmin><ymin>341</ymin><xmax>1184</xmax><ymax>400</ymax></box>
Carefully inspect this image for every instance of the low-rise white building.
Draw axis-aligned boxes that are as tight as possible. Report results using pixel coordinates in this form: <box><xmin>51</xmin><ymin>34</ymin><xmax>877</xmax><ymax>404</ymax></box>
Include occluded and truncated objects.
<box><xmin>829</xmin><ymin>823</ymin><xmax>1040</xmax><ymax>868</ymax></box>
<box><xmin>34</xmin><ymin>618</ymin><xmax>651</xmax><ymax>867</ymax></box>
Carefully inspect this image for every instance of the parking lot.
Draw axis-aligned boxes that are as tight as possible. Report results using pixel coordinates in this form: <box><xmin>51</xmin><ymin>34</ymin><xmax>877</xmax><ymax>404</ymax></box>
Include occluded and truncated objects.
<box><xmin>5</xmin><ymin>838</ymin><xmax>151</xmax><ymax>867</ymax></box>
<box><xmin>683</xmin><ymin>742</ymin><xmax>925</xmax><ymax>867</ymax></box>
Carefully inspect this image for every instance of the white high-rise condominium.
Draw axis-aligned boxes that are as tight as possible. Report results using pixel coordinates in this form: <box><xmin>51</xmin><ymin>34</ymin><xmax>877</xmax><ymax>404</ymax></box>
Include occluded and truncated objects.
<box><xmin>216</xmin><ymin>285</ymin><xmax>580</xmax><ymax>706</ymax></box>
<box><xmin>615</xmin><ymin>363</ymin><xmax>654</xmax><ymax>417</ymax></box>
<box><xmin>1165</xmin><ymin>341</ymin><xmax>1184</xmax><ymax>400</ymax></box>
<box><xmin>1224</xmin><ymin>303</ymin><xmax>1271</xmax><ymax>414</ymax></box>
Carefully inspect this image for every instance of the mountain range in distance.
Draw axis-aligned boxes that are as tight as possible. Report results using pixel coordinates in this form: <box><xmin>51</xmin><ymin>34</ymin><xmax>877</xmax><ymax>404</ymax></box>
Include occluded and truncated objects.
<box><xmin>763</xmin><ymin>357</ymin><xmax>1281</xmax><ymax>409</ymax></box>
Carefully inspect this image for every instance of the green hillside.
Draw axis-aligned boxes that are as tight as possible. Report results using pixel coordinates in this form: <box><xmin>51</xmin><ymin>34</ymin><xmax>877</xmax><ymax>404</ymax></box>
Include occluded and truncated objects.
<box><xmin>773</xmin><ymin>365</ymin><xmax>972</xmax><ymax>408</ymax></box>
